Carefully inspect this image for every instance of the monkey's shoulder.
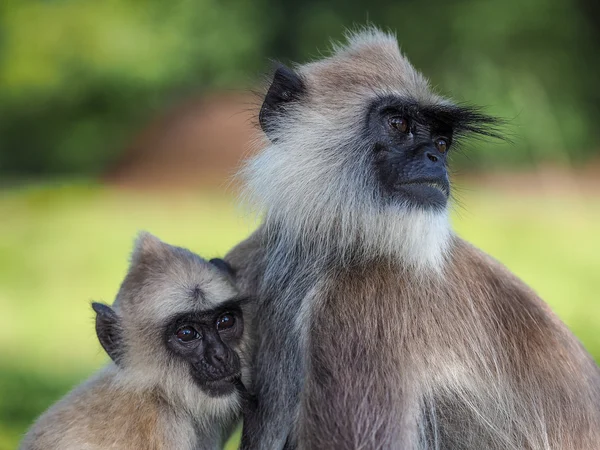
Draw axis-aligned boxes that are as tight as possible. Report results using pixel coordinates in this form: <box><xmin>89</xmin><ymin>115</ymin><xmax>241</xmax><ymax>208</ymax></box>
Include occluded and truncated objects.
<box><xmin>448</xmin><ymin>237</ymin><xmax>558</xmax><ymax>318</ymax></box>
<box><xmin>451</xmin><ymin>237</ymin><xmax>599</xmax><ymax>362</ymax></box>
<box><xmin>20</xmin><ymin>366</ymin><xmax>190</xmax><ymax>450</ymax></box>
<box><xmin>323</xmin><ymin>236</ymin><xmax>592</xmax><ymax>358</ymax></box>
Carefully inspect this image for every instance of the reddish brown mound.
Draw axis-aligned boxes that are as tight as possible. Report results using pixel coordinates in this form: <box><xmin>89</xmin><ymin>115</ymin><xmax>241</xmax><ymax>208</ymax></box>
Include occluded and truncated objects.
<box><xmin>104</xmin><ymin>93</ymin><xmax>259</xmax><ymax>191</ymax></box>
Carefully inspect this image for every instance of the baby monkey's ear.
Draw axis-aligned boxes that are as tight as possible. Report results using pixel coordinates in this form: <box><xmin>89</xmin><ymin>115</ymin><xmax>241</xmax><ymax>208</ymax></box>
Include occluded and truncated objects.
<box><xmin>92</xmin><ymin>302</ymin><xmax>123</xmax><ymax>365</ymax></box>
<box><xmin>209</xmin><ymin>258</ymin><xmax>236</xmax><ymax>278</ymax></box>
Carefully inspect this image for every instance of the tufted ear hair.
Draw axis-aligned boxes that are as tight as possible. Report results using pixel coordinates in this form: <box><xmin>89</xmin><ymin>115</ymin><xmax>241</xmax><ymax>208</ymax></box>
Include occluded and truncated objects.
<box><xmin>259</xmin><ymin>64</ymin><xmax>307</xmax><ymax>140</ymax></box>
<box><xmin>130</xmin><ymin>231</ymin><xmax>169</xmax><ymax>264</ymax></box>
<box><xmin>92</xmin><ymin>302</ymin><xmax>123</xmax><ymax>364</ymax></box>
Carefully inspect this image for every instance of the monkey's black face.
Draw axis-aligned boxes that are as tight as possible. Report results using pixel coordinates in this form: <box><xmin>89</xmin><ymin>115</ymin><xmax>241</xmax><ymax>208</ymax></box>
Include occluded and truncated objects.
<box><xmin>259</xmin><ymin>65</ymin><xmax>501</xmax><ymax>216</ymax></box>
<box><xmin>165</xmin><ymin>299</ymin><xmax>245</xmax><ymax>397</ymax></box>
<box><xmin>367</xmin><ymin>96</ymin><xmax>456</xmax><ymax>210</ymax></box>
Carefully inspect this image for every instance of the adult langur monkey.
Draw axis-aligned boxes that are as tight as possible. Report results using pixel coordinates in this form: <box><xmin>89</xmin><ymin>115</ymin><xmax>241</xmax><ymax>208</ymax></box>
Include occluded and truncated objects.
<box><xmin>226</xmin><ymin>29</ymin><xmax>600</xmax><ymax>449</ymax></box>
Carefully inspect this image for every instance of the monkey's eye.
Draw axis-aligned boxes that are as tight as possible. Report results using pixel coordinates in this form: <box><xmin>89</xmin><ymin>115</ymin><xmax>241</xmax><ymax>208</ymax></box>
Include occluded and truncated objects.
<box><xmin>176</xmin><ymin>326</ymin><xmax>199</xmax><ymax>343</ymax></box>
<box><xmin>216</xmin><ymin>313</ymin><xmax>235</xmax><ymax>331</ymax></box>
<box><xmin>435</xmin><ymin>138</ymin><xmax>448</xmax><ymax>153</ymax></box>
<box><xmin>388</xmin><ymin>116</ymin><xmax>409</xmax><ymax>133</ymax></box>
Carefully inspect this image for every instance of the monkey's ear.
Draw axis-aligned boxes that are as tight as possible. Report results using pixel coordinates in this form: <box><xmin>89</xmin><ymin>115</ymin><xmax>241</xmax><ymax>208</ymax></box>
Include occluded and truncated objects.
<box><xmin>259</xmin><ymin>65</ymin><xmax>306</xmax><ymax>139</ymax></box>
<box><xmin>209</xmin><ymin>258</ymin><xmax>236</xmax><ymax>277</ymax></box>
<box><xmin>92</xmin><ymin>302</ymin><xmax>123</xmax><ymax>365</ymax></box>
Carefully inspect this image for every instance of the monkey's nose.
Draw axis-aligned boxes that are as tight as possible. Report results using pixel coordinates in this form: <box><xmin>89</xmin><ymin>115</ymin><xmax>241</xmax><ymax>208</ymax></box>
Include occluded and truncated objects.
<box><xmin>207</xmin><ymin>345</ymin><xmax>229</xmax><ymax>369</ymax></box>
<box><xmin>425</xmin><ymin>151</ymin><xmax>439</xmax><ymax>163</ymax></box>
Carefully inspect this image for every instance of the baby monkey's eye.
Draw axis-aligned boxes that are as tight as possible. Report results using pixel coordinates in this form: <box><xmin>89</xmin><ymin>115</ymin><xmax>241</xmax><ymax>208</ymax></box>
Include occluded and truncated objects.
<box><xmin>388</xmin><ymin>116</ymin><xmax>409</xmax><ymax>133</ymax></box>
<box><xmin>216</xmin><ymin>313</ymin><xmax>235</xmax><ymax>331</ymax></box>
<box><xmin>176</xmin><ymin>326</ymin><xmax>199</xmax><ymax>342</ymax></box>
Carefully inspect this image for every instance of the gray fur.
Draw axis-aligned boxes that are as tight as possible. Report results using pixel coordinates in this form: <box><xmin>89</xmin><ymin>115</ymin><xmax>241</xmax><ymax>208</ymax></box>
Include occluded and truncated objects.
<box><xmin>227</xmin><ymin>28</ymin><xmax>600</xmax><ymax>449</ymax></box>
<box><xmin>20</xmin><ymin>232</ymin><xmax>251</xmax><ymax>450</ymax></box>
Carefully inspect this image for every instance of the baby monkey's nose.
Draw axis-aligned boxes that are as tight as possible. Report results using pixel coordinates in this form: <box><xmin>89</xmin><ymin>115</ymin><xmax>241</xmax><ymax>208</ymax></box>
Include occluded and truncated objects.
<box><xmin>207</xmin><ymin>344</ymin><xmax>229</xmax><ymax>369</ymax></box>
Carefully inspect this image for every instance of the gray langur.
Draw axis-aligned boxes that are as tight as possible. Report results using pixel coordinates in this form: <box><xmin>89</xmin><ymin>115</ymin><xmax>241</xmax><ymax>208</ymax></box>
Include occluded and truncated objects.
<box><xmin>226</xmin><ymin>29</ymin><xmax>600</xmax><ymax>449</ymax></box>
<box><xmin>21</xmin><ymin>232</ymin><xmax>251</xmax><ymax>450</ymax></box>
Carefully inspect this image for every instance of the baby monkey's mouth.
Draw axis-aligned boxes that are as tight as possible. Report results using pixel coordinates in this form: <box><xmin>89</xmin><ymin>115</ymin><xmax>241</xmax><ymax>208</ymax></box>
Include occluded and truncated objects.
<box><xmin>205</xmin><ymin>373</ymin><xmax>240</xmax><ymax>385</ymax></box>
<box><xmin>200</xmin><ymin>373</ymin><xmax>242</xmax><ymax>397</ymax></box>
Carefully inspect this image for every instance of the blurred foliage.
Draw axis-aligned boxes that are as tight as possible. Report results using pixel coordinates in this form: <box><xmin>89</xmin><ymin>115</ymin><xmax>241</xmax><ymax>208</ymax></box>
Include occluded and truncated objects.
<box><xmin>1</xmin><ymin>183</ymin><xmax>599</xmax><ymax>448</ymax></box>
<box><xmin>0</xmin><ymin>0</ymin><xmax>599</xmax><ymax>175</ymax></box>
<box><xmin>0</xmin><ymin>0</ymin><xmax>267</xmax><ymax>175</ymax></box>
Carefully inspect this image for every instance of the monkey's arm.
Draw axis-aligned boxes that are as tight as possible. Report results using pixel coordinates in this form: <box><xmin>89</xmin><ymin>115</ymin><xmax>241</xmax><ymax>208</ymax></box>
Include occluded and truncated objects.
<box><xmin>226</xmin><ymin>230</ymin><xmax>306</xmax><ymax>449</ymax></box>
<box><xmin>239</xmin><ymin>326</ymin><xmax>303</xmax><ymax>449</ymax></box>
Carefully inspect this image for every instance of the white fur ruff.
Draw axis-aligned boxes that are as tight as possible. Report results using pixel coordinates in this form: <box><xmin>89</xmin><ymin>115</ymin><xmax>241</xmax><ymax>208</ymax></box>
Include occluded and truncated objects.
<box><xmin>243</xmin><ymin>133</ymin><xmax>452</xmax><ymax>271</ymax></box>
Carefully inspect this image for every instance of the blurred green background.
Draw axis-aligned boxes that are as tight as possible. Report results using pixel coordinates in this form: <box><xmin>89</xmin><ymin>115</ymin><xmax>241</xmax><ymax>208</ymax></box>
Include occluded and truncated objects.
<box><xmin>1</xmin><ymin>0</ymin><xmax>599</xmax><ymax>449</ymax></box>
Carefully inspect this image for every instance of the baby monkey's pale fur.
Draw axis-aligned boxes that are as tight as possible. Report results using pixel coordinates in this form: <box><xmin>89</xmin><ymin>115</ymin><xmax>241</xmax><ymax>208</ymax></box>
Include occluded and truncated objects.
<box><xmin>21</xmin><ymin>233</ymin><xmax>249</xmax><ymax>450</ymax></box>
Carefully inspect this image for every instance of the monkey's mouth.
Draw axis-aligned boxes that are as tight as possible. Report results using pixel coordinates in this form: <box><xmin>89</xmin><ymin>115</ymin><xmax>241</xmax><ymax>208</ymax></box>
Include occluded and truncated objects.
<box><xmin>376</xmin><ymin>157</ymin><xmax>450</xmax><ymax>208</ymax></box>
<box><xmin>398</xmin><ymin>179</ymin><xmax>449</xmax><ymax>195</ymax></box>
<box><xmin>390</xmin><ymin>178</ymin><xmax>449</xmax><ymax>209</ymax></box>
<box><xmin>200</xmin><ymin>374</ymin><xmax>242</xmax><ymax>397</ymax></box>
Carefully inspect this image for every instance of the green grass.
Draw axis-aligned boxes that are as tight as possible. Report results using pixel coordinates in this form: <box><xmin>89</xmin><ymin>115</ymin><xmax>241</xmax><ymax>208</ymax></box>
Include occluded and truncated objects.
<box><xmin>1</xmin><ymin>181</ymin><xmax>599</xmax><ymax>449</ymax></box>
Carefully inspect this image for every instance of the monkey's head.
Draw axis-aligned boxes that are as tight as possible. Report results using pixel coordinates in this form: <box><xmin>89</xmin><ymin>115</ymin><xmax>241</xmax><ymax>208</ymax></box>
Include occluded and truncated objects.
<box><xmin>92</xmin><ymin>233</ymin><xmax>250</xmax><ymax>412</ymax></box>
<box><xmin>247</xmin><ymin>28</ymin><xmax>500</xmax><ymax>268</ymax></box>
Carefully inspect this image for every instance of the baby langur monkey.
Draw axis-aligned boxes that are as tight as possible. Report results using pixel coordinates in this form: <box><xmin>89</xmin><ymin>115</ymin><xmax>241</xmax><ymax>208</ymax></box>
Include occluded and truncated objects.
<box><xmin>21</xmin><ymin>232</ymin><xmax>250</xmax><ymax>450</ymax></box>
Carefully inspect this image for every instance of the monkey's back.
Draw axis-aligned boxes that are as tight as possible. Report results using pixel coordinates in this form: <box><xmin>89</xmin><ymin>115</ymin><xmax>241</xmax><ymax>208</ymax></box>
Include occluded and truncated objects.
<box><xmin>230</xmin><ymin>232</ymin><xmax>600</xmax><ymax>449</ymax></box>
<box><xmin>303</xmin><ymin>237</ymin><xmax>600</xmax><ymax>449</ymax></box>
<box><xmin>20</xmin><ymin>366</ymin><xmax>196</xmax><ymax>450</ymax></box>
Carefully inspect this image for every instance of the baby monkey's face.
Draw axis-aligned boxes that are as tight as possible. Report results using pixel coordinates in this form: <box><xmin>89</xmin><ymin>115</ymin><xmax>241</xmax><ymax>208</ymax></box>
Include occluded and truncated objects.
<box><xmin>94</xmin><ymin>234</ymin><xmax>248</xmax><ymax>399</ymax></box>
<box><xmin>165</xmin><ymin>297</ymin><xmax>245</xmax><ymax>397</ymax></box>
